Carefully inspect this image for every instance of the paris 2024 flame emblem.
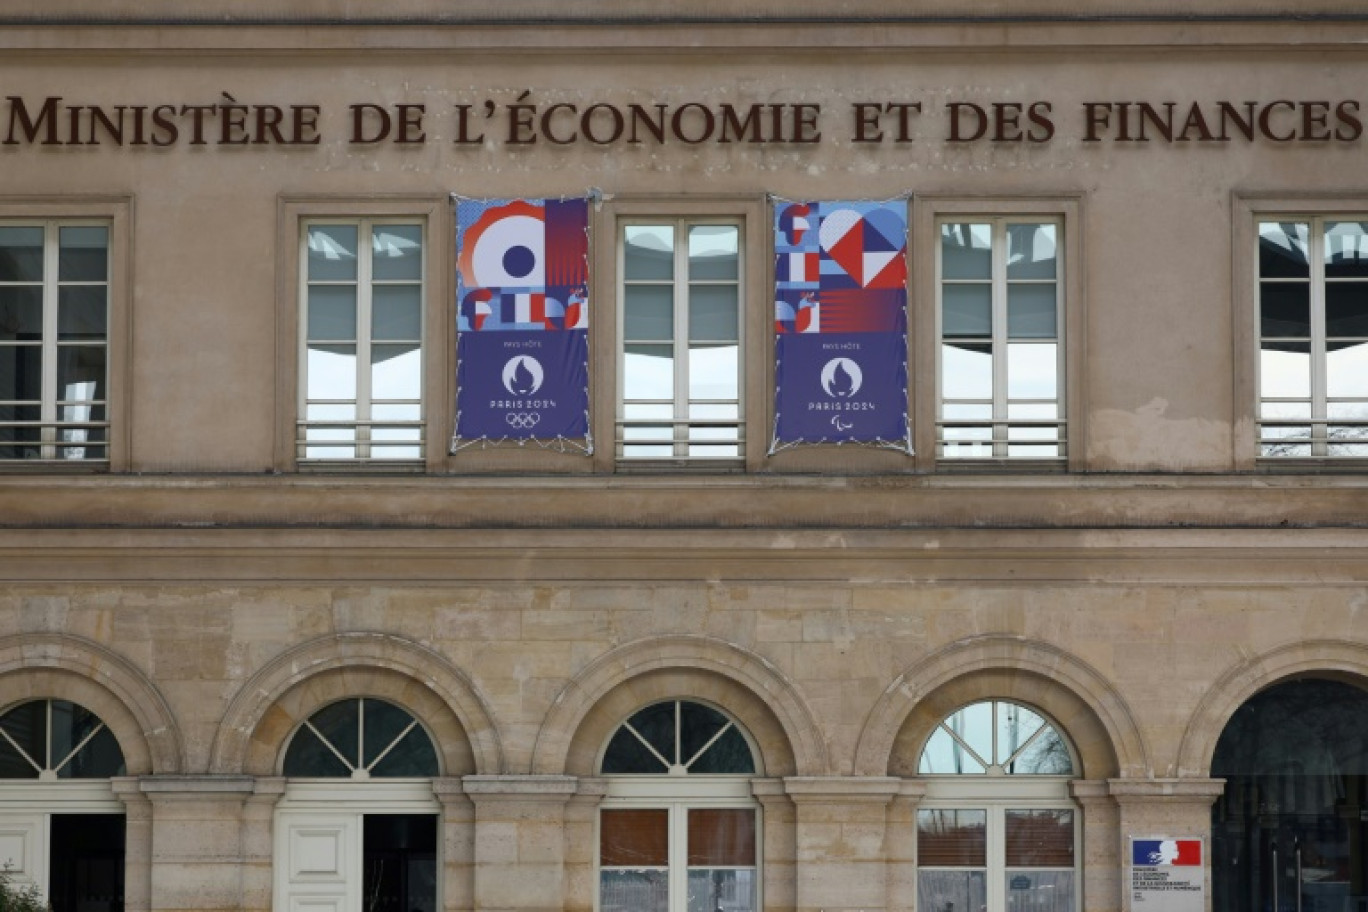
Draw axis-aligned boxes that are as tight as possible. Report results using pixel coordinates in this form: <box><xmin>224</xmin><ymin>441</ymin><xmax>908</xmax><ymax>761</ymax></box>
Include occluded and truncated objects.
<box><xmin>820</xmin><ymin>357</ymin><xmax>862</xmax><ymax>432</ymax></box>
<box><xmin>502</xmin><ymin>355</ymin><xmax>544</xmax><ymax>397</ymax></box>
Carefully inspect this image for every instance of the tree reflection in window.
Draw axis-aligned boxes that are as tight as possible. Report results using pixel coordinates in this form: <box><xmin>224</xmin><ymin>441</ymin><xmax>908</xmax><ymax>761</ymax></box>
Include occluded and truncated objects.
<box><xmin>0</xmin><ymin>699</ymin><xmax>126</xmax><ymax>780</ymax></box>
<box><xmin>918</xmin><ymin>700</ymin><xmax>1073</xmax><ymax>775</ymax></box>
<box><xmin>282</xmin><ymin>698</ymin><xmax>439</xmax><ymax>779</ymax></box>
<box><xmin>600</xmin><ymin>700</ymin><xmax>756</xmax><ymax>775</ymax></box>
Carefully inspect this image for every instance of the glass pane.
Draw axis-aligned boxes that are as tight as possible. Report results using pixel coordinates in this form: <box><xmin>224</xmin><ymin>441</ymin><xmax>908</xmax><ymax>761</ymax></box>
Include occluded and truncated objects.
<box><xmin>361</xmin><ymin>700</ymin><xmax>414</xmax><ymax>768</ymax></box>
<box><xmin>58</xmin><ymin>287</ymin><xmax>108</xmax><ymax>340</ymax></box>
<box><xmin>372</xmin><ymin>343</ymin><xmax>421</xmax><ymax>400</ymax></box>
<box><xmin>997</xmin><ymin>703</ymin><xmax>1047</xmax><ymax>764</ymax></box>
<box><xmin>1008</xmin><ymin>284</ymin><xmax>1057</xmax><ymax>338</ymax></box>
<box><xmin>920</xmin><ymin>870</ymin><xmax>987</xmax><ymax>912</ymax></box>
<box><xmin>1260</xmin><ymin>341</ymin><xmax>1311</xmax><ymax>399</ymax></box>
<box><xmin>307</xmin><ymin>286</ymin><xmax>357</xmax><ymax>341</ymax></box>
<box><xmin>688</xmin><ymin>345</ymin><xmax>738</xmax><ymax>401</ymax></box>
<box><xmin>688</xmin><ymin>869</ymin><xmax>756</xmax><ymax>912</ymax></box>
<box><xmin>0</xmin><ymin>734</ymin><xmax>37</xmax><ymax>777</ymax></box>
<box><xmin>625</xmin><ymin>285</ymin><xmax>674</xmax><ymax>341</ymax></box>
<box><xmin>1324</xmin><ymin>221</ymin><xmax>1368</xmax><ymax>278</ymax></box>
<box><xmin>918</xmin><ymin>809</ymin><xmax>988</xmax><ymax>866</ymax></box>
<box><xmin>369</xmin><ymin>725</ymin><xmax>440</xmax><ymax>777</ymax></box>
<box><xmin>1008</xmin><ymin>402</ymin><xmax>1058</xmax><ymax>420</ymax></box>
<box><xmin>1260</xmin><ymin>424</ymin><xmax>1312</xmax><ymax>458</ymax></box>
<box><xmin>0</xmin><ymin>345</ymin><xmax>42</xmax><ymax>402</ymax></box>
<box><xmin>1011</xmin><ymin>728</ymin><xmax>1074</xmax><ymax>774</ymax></box>
<box><xmin>679</xmin><ymin>702</ymin><xmax>729</xmax><ymax>766</ymax></box>
<box><xmin>0</xmin><ymin>701</ymin><xmax>46</xmax><ymax>772</ymax></box>
<box><xmin>946</xmin><ymin>702</ymin><xmax>994</xmax><ymax>765</ymax></box>
<box><xmin>1007</xmin><ymin>224</ymin><xmax>1057</xmax><ymax>280</ymax></box>
<box><xmin>49</xmin><ymin>701</ymin><xmax>99</xmax><ymax>770</ymax></box>
<box><xmin>1261</xmin><ymin>282</ymin><xmax>1311</xmax><ymax>337</ymax></box>
<box><xmin>688</xmin><ymin>726</ymin><xmax>755</xmax><ymax>773</ymax></box>
<box><xmin>282</xmin><ymin>725</ymin><xmax>352</xmax><ymax>777</ymax></box>
<box><xmin>689</xmin><ymin>225</ymin><xmax>739</xmax><ymax>281</ymax></box>
<box><xmin>307</xmin><ymin>344</ymin><xmax>357</xmax><ymax>400</ymax></box>
<box><xmin>307</xmin><ymin>225</ymin><xmax>358</xmax><ymax>281</ymax></box>
<box><xmin>1008</xmin><ymin>343</ymin><xmax>1058</xmax><ymax>400</ymax></box>
<box><xmin>1327</xmin><ymin>341</ymin><xmax>1368</xmax><ymax>398</ymax></box>
<box><xmin>625</xmin><ymin>701</ymin><xmax>677</xmax><ymax>765</ymax></box>
<box><xmin>943</xmin><ymin>284</ymin><xmax>991</xmax><ymax>337</ymax></box>
<box><xmin>601</xmin><ymin>725</ymin><xmax>670</xmax><ymax>774</ymax></box>
<box><xmin>688</xmin><ymin>809</ymin><xmax>756</xmax><ymax>866</ymax></box>
<box><xmin>372</xmin><ymin>285</ymin><xmax>422</xmax><ymax>340</ymax></box>
<box><xmin>942</xmin><ymin>223</ymin><xmax>992</xmax><ymax>280</ymax></box>
<box><xmin>920</xmin><ymin>726</ymin><xmax>987</xmax><ymax>774</ymax></box>
<box><xmin>1262</xmin><ymin>401</ymin><xmax>1312</xmax><ymax>419</ymax></box>
<box><xmin>1258</xmin><ymin>222</ymin><xmax>1309</xmax><ymax>279</ymax></box>
<box><xmin>944</xmin><ymin>403</ymin><xmax>993</xmax><ymax>421</ymax></box>
<box><xmin>600</xmin><ymin>869</ymin><xmax>668</xmax><ymax>912</ymax></box>
<box><xmin>57</xmin><ymin>346</ymin><xmax>106</xmax><ymax>402</ymax></box>
<box><xmin>942</xmin><ymin>342</ymin><xmax>993</xmax><ymax>400</ymax></box>
<box><xmin>624</xmin><ymin>226</ymin><xmax>674</xmax><ymax>281</ymax></box>
<box><xmin>1006</xmin><ymin>810</ymin><xmax>1075</xmax><ymax>866</ymax></box>
<box><xmin>626</xmin><ymin>403</ymin><xmax>675</xmax><ymax>421</ymax></box>
<box><xmin>0</xmin><ymin>405</ymin><xmax>41</xmax><ymax>460</ymax></box>
<box><xmin>624</xmin><ymin>345</ymin><xmax>674</xmax><ymax>400</ymax></box>
<box><xmin>372</xmin><ymin>224</ymin><xmax>422</xmax><ymax>281</ymax></box>
<box><xmin>0</xmin><ymin>287</ymin><xmax>43</xmax><ymax>341</ymax></box>
<box><xmin>689</xmin><ymin>285</ymin><xmax>738</xmax><ymax>342</ymax></box>
<box><xmin>59</xmin><ymin>724</ymin><xmax>125</xmax><ymax>778</ymax></box>
<box><xmin>307</xmin><ymin>700</ymin><xmax>360</xmax><ymax>767</ymax></box>
<box><xmin>1328</xmin><ymin>430</ymin><xmax>1368</xmax><ymax>456</ymax></box>
<box><xmin>0</xmin><ymin>226</ymin><xmax>43</xmax><ymax>282</ymax></box>
<box><xmin>1005</xmin><ymin>871</ymin><xmax>1075</xmax><ymax>912</ymax></box>
<box><xmin>58</xmin><ymin>226</ymin><xmax>108</xmax><ymax>282</ymax></box>
<box><xmin>601</xmin><ymin>809</ymin><xmax>668</xmax><ymax>866</ymax></box>
<box><xmin>1325</xmin><ymin>283</ymin><xmax>1368</xmax><ymax>338</ymax></box>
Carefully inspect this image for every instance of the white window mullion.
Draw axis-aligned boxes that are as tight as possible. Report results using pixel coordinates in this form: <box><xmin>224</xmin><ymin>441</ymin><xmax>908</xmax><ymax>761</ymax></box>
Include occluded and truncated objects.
<box><xmin>991</xmin><ymin>219</ymin><xmax>1009</xmax><ymax>459</ymax></box>
<box><xmin>40</xmin><ymin>222</ymin><xmax>59</xmax><ymax>460</ymax></box>
<box><xmin>670</xmin><ymin>803</ymin><xmax>688</xmax><ymax>912</ymax></box>
<box><xmin>356</xmin><ymin>221</ymin><xmax>375</xmax><ymax>460</ymax></box>
<box><xmin>1310</xmin><ymin>219</ymin><xmax>1329</xmax><ymax>457</ymax></box>
<box><xmin>674</xmin><ymin>225</ymin><xmax>689</xmax><ymax>458</ymax></box>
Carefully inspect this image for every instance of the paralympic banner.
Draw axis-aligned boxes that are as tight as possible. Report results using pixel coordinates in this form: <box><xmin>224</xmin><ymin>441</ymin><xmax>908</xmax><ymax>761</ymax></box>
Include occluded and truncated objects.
<box><xmin>772</xmin><ymin>199</ymin><xmax>910</xmax><ymax>451</ymax></box>
<box><xmin>453</xmin><ymin>197</ymin><xmax>591</xmax><ymax>451</ymax></box>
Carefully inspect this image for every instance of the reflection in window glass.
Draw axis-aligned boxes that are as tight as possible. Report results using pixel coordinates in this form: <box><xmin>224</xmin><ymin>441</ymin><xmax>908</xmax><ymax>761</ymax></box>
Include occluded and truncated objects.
<box><xmin>282</xmin><ymin>698</ymin><xmax>439</xmax><ymax>779</ymax></box>
<box><xmin>920</xmin><ymin>701</ymin><xmax>1074</xmax><ymax>776</ymax></box>
<box><xmin>940</xmin><ymin>219</ymin><xmax>1063</xmax><ymax>460</ymax></box>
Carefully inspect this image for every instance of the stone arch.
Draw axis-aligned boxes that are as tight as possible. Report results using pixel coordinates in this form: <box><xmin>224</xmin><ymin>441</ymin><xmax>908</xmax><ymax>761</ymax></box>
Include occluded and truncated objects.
<box><xmin>0</xmin><ymin>632</ymin><xmax>183</xmax><ymax>775</ymax></box>
<box><xmin>211</xmin><ymin>632</ymin><xmax>503</xmax><ymax>776</ymax></box>
<box><xmin>854</xmin><ymin>635</ymin><xmax>1149</xmax><ymax>779</ymax></box>
<box><xmin>1176</xmin><ymin>638</ymin><xmax>1368</xmax><ymax>778</ymax></box>
<box><xmin>532</xmin><ymin>635</ymin><xmax>828</xmax><ymax>777</ymax></box>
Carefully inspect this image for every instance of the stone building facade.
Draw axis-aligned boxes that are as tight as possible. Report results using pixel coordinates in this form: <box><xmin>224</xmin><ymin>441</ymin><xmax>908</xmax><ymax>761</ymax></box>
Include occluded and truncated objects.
<box><xmin>0</xmin><ymin>4</ymin><xmax>1367</xmax><ymax>912</ymax></box>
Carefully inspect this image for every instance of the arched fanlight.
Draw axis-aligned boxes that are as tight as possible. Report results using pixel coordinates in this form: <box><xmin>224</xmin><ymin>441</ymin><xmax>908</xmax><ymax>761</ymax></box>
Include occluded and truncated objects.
<box><xmin>600</xmin><ymin>699</ymin><xmax>756</xmax><ymax>775</ymax></box>
<box><xmin>0</xmin><ymin>699</ymin><xmax>126</xmax><ymax>780</ymax></box>
<box><xmin>282</xmin><ymin>697</ymin><xmax>439</xmax><ymax>779</ymax></box>
<box><xmin>919</xmin><ymin>699</ymin><xmax>1074</xmax><ymax>776</ymax></box>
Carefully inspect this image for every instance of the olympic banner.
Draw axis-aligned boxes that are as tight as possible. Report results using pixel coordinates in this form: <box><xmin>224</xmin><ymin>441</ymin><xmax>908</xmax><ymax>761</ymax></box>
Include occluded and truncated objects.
<box><xmin>453</xmin><ymin>197</ymin><xmax>591</xmax><ymax>450</ymax></box>
<box><xmin>771</xmin><ymin>200</ymin><xmax>910</xmax><ymax>451</ymax></box>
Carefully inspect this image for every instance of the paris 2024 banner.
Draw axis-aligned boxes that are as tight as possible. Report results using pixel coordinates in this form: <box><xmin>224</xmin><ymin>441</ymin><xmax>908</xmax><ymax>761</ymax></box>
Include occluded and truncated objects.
<box><xmin>454</xmin><ymin>197</ymin><xmax>591</xmax><ymax>451</ymax></box>
<box><xmin>772</xmin><ymin>200</ymin><xmax>910</xmax><ymax>451</ymax></box>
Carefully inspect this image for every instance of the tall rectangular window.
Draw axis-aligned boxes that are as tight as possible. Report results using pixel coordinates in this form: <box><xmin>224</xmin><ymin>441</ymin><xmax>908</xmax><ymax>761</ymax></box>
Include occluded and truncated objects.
<box><xmin>618</xmin><ymin>220</ymin><xmax>742</xmax><ymax>462</ymax></box>
<box><xmin>938</xmin><ymin>220</ymin><xmax>1064</xmax><ymax>461</ymax></box>
<box><xmin>299</xmin><ymin>220</ymin><xmax>424</xmax><ymax>463</ymax></box>
<box><xmin>1257</xmin><ymin>218</ymin><xmax>1368</xmax><ymax>458</ymax></box>
<box><xmin>0</xmin><ymin>222</ymin><xmax>109</xmax><ymax>463</ymax></box>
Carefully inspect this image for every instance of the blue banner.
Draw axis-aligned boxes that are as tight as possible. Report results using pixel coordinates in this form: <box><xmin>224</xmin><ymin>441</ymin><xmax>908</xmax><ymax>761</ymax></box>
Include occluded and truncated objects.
<box><xmin>772</xmin><ymin>200</ymin><xmax>910</xmax><ymax>450</ymax></box>
<box><xmin>453</xmin><ymin>197</ymin><xmax>591</xmax><ymax>449</ymax></box>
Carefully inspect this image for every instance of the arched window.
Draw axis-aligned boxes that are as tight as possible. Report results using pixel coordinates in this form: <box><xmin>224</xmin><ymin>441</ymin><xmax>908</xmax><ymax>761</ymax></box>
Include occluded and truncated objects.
<box><xmin>917</xmin><ymin>700</ymin><xmax>1078</xmax><ymax>912</ymax></box>
<box><xmin>0</xmin><ymin>700</ymin><xmax>127</xmax><ymax>912</ymax></box>
<box><xmin>276</xmin><ymin>698</ymin><xmax>441</xmax><ymax>912</ymax></box>
<box><xmin>598</xmin><ymin>699</ymin><xmax>760</xmax><ymax>912</ymax></box>
<box><xmin>282</xmin><ymin>697</ymin><xmax>439</xmax><ymax>779</ymax></box>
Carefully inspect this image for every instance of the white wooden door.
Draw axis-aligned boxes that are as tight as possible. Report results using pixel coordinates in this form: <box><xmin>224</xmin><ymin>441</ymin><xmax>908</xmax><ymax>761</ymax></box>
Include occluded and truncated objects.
<box><xmin>0</xmin><ymin>813</ymin><xmax>46</xmax><ymax>897</ymax></box>
<box><xmin>275</xmin><ymin>811</ymin><xmax>361</xmax><ymax>912</ymax></box>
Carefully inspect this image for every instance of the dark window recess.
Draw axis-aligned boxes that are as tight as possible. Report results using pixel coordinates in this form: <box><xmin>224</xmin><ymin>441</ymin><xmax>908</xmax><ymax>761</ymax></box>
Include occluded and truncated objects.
<box><xmin>49</xmin><ymin>813</ymin><xmax>125</xmax><ymax>912</ymax></box>
<box><xmin>363</xmin><ymin>814</ymin><xmax>437</xmax><ymax>912</ymax></box>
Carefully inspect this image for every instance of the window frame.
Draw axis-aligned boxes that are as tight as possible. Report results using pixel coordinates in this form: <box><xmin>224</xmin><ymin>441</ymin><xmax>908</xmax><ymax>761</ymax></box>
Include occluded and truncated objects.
<box><xmin>912</xmin><ymin>196</ymin><xmax>1084</xmax><ymax>473</ymax></box>
<box><xmin>1242</xmin><ymin>202</ymin><xmax>1368</xmax><ymax>465</ymax></box>
<box><xmin>0</xmin><ymin>198</ymin><xmax>130</xmax><ymax>472</ymax></box>
<box><xmin>275</xmin><ymin>196</ymin><xmax>449</xmax><ymax>473</ymax></box>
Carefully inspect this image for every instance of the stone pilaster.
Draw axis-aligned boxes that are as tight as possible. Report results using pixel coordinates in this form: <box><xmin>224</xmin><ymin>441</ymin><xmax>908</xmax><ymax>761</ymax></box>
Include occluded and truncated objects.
<box><xmin>752</xmin><ymin>778</ymin><xmax>796</xmax><ymax>912</ymax></box>
<box><xmin>463</xmin><ymin>775</ymin><xmax>578</xmax><ymax>912</ymax></box>
<box><xmin>1072</xmin><ymin>779</ymin><xmax>1120</xmax><ymax>912</ymax></box>
<box><xmin>138</xmin><ymin>776</ymin><xmax>256</xmax><ymax>912</ymax></box>
<box><xmin>563</xmin><ymin>777</ymin><xmax>608</xmax><ymax>912</ymax></box>
<box><xmin>885</xmin><ymin>780</ymin><xmax>927</xmax><ymax>912</ymax></box>
<box><xmin>239</xmin><ymin>778</ymin><xmax>285</xmax><ymax>912</ymax></box>
<box><xmin>1109</xmin><ymin>779</ymin><xmax>1226</xmax><ymax>912</ymax></box>
<box><xmin>111</xmin><ymin>777</ymin><xmax>153</xmax><ymax>912</ymax></box>
<box><xmin>433</xmin><ymin>777</ymin><xmax>476</xmax><ymax>912</ymax></box>
<box><xmin>784</xmin><ymin>776</ymin><xmax>904</xmax><ymax>912</ymax></box>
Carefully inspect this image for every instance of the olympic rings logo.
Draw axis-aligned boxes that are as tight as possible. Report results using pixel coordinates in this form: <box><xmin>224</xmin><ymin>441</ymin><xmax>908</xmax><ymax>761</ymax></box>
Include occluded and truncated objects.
<box><xmin>506</xmin><ymin>412</ymin><xmax>541</xmax><ymax>429</ymax></box>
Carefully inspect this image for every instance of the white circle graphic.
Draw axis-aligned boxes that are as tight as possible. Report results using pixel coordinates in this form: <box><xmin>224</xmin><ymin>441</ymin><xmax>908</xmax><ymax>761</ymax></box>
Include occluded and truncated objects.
<box><xmin>820</xmin><ymin>357</ymin><xmax>863</xmax><ymax>398</ymax></box>
<box><xmin>501</xmin><ymin>355</ymin><xmax>545</xmax><ymax>396</ymax></box>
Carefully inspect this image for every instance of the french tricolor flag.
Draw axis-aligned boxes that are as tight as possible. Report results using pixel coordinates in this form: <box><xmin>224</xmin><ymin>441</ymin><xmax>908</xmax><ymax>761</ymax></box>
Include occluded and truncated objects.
<box><xmin>1132</xmin><ymin>839</ymin><xmax>1201</xmax><ymax>866</ymax></box>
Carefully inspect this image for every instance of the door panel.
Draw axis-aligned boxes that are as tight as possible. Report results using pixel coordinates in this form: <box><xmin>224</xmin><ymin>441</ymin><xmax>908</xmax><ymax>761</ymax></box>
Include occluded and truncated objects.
<box><xmin>277</xmin><ymin>813</ymin><xmax>358</xmax><ymax>912</ymax></box>
<box><xmin>0</xmin><ymin>814</ymin><xmax>46</xmax><ymax>894</ymax></box>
